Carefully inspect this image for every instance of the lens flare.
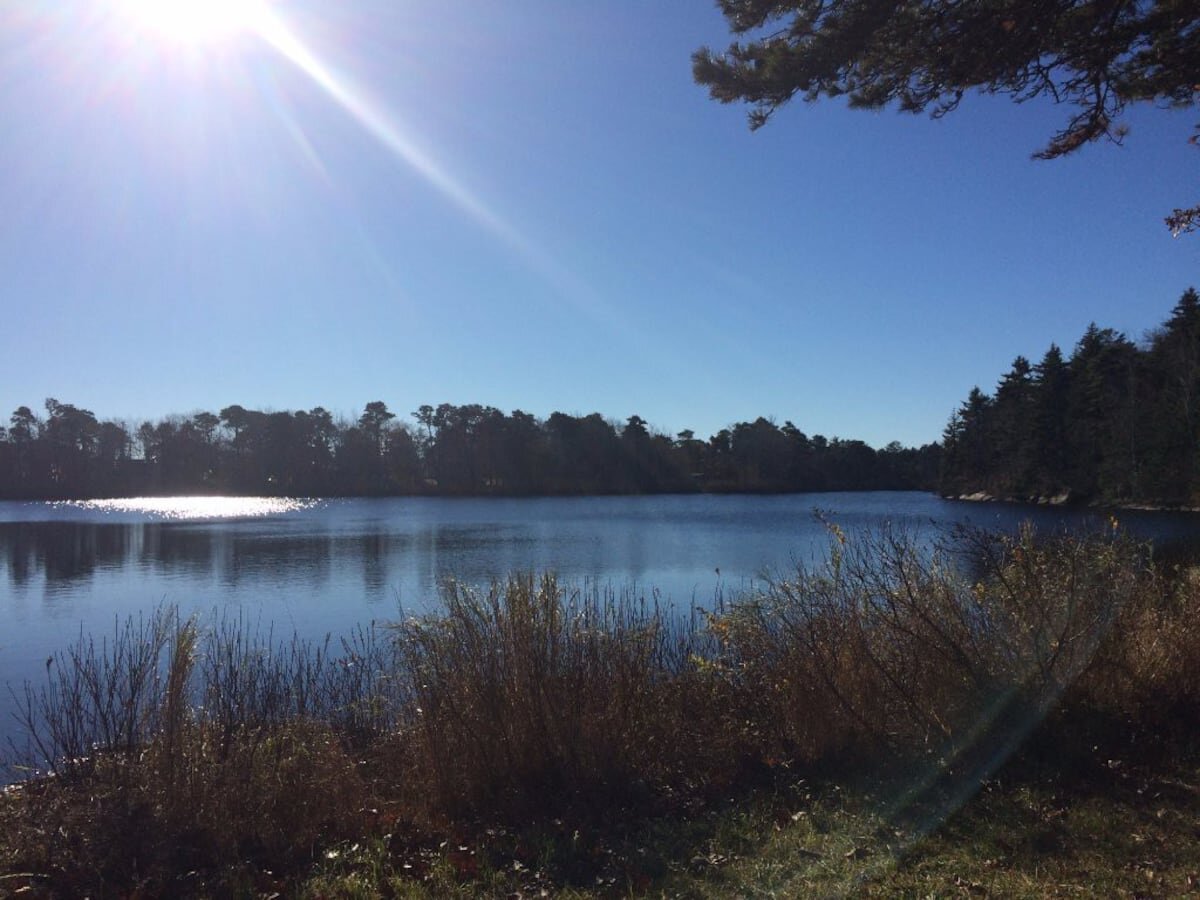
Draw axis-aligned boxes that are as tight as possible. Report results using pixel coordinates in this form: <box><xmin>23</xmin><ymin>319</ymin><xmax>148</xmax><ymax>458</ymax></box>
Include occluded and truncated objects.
<box><xmin>252</xmin><ymin>12</ymin><xmax>521</xmax><ymax>247</ymax></box>
<box><xmin>102</xmin><ymin>1</ymin><xmax>632</xmax><ymax>346</ymax></box>
<box><xmin>248</xmin><ymin>9</ymin><xmax>623</xmax><ymax>328</ymax></box>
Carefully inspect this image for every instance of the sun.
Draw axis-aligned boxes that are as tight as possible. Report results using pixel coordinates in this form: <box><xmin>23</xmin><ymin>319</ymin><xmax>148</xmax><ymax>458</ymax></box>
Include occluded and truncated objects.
<box><xmin>115</xmin><ymin>0</ymin><xmax>268</xmax><ymax>45</ymax></box>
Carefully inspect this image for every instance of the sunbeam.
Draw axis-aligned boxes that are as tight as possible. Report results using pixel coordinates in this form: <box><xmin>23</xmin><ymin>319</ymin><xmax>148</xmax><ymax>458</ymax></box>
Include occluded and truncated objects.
<box><xmin>252</xmin><ymin>12</ymin><xmax>525</xmax><ymax>257</ymax></box>
<box><xmin>100</xmin><ymin>0</ymin><xmax>651</xmax><ymax>358</ymax></box>
<box><xmin>246</xmin><ymin>8</ymin><xmax>639</xmax><ymax>339</ymax></box>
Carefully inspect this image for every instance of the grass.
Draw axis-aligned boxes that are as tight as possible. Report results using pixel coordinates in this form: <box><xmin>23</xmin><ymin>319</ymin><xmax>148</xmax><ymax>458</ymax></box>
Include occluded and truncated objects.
<box><xmin>872</xmin><ymin>766</ymin><xmax>1200</xmax><ymax>897</ymax></box>
<box><xmin>648</xmin><ymin>738</ymin><xmax>1200</xmax><ymax>898</ymax></box>
<box><xmin>2</xmin><ymin>522</ymin><xmax>1199</xmax><ymax>897</ymax></box>
<box><xmin>262</xmin><ymin>736</ymin><xmax>1200</xmax><ymax>898</ymax></box>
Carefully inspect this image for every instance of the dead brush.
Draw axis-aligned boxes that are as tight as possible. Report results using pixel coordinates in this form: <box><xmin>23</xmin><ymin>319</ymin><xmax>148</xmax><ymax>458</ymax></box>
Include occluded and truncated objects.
<box><xmin>1067</xmin><ymin>553</ymin><xmax>1200</xmax><ymax>725</ymax></box>
<box><xmin>8</xmin><ymin>608</ymin><xmax>180</xmax><ymax>783</ymax></box>
<box><xmin>4</xmin><ymin>609</ymin><xmax>386</xmax><ymax>894</ymax></box>
<box><xmin>391</xmin><ymin>573</ymin><xmax>701</xmax><ymax>819</ymax></box>
<box><xmin>710</xmin><ymin>524</ymin><xmax>1154</xmax><ymax>772</ymax></box>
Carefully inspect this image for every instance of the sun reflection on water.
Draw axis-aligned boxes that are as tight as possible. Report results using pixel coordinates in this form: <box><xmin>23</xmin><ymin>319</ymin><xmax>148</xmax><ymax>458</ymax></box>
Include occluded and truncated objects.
<box><xmin>53</xmin><ymin>497</ymin><xmax>316</xmax><ymax>520</ymax></box>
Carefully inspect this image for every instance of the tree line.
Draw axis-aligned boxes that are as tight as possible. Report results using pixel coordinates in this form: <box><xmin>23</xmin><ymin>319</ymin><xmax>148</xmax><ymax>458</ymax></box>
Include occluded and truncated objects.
<box><xmin>0</xmin><ymin>400</ymin><xmax>940</xmax><ymax>500</ymax></box>
<box><xmin>940</xmin><ymin>287</ymin><xmax>1200</xmax><ymax>506</ymax></box>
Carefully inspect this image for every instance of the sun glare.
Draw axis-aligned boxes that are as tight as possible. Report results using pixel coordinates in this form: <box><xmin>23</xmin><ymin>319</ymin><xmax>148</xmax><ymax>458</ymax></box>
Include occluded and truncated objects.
<box><xmin>115</xmin><ymin>0</ymin><xmax>267</xmax><ymax>44</ymax></box>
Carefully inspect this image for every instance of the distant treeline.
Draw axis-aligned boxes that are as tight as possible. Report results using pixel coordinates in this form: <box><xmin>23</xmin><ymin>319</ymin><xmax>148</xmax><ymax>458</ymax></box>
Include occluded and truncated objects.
<box><xmin>0</xmin><ymin>400</ymin><xmax>940</xmax><ymax>500</ymax></box>
<box><xmin>940</xmin><ymin>287</ymin><xmax>1200</xmax><ymax>507</ymax></box>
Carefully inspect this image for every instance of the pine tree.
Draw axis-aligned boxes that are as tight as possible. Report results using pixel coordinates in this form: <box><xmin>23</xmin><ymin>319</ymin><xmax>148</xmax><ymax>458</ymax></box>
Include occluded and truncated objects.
<box><xmin>1031</xmin><ymin>344</ymin><xmax>1071</xmax><ymax>496</ymax></box>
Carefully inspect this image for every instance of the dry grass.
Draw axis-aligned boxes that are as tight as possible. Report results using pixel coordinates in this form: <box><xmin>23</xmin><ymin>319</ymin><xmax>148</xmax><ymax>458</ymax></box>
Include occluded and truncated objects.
<box><xmin>687</xmin><ymin>519</ymin><xmax>1180</xmax><ymax>830</ymax></box>
<box><xmin>2</xmin><ymin>523</ymin><xmax>1199</xmax><ymax>896</ymax></box>
<box><xmin>390</xmin><ymin>574</ymin><xmax>703</xmax><ymax>820</ymax></box>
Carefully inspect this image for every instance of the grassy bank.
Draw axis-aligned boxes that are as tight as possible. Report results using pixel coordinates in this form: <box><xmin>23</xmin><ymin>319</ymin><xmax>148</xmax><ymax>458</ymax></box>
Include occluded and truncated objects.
<box><xmin>2</xmin><ymin>523</ymin><xmax>1199</xmax><ymax>896</ymax></box>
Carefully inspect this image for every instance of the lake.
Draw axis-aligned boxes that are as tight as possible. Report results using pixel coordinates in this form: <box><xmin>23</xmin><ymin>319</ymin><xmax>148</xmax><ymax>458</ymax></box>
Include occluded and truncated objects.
<box><xmin>4</xmin><ymin>491</ymin><xmax>1200</xmax><ymax>754</ymax></box>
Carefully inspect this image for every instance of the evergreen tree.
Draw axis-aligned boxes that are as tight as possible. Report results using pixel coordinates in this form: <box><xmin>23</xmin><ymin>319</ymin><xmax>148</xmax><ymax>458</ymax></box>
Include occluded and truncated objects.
<box><xmin>1067</xmin><ymin>325</ymin><xmax>1142</xmax><ymax>501</ymax></box>
<box><xmin>991</xmin><ymin>357</ymin><xmax>1036</xmax><ymax>496</ymax></box>
<box><xmin>1030</xmin><ymin>344</ymin><xmax>1072</xmax><ymax>496</ymax></box>
<box><xmin>1147</xmin><ymin>287</ymin><xmax>1200</xmax><ymax>500</ymax></box>
<box><xmin>940</xmin><ymin>289</ymin><xmax>1200</xmax><ymax>505</ymax></box>
<box><xmin>694</xmin><ymin>0</ymin><xmax>1200</xmax><ymax>231</ymax></box>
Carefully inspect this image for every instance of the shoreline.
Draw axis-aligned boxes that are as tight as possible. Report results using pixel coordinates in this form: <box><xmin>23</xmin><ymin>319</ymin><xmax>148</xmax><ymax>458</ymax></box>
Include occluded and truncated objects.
<box><xmin>947</xmin><ymin>491</ymin><xmax>1200</xmax><ymax>514</ymax></box>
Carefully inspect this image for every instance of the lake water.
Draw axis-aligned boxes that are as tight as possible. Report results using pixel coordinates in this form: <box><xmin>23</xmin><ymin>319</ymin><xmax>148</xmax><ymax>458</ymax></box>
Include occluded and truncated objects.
<box><xmin>4</xmin><ymin>491</ymin><xmax>1200</xmax><ymax>753</ymax></box>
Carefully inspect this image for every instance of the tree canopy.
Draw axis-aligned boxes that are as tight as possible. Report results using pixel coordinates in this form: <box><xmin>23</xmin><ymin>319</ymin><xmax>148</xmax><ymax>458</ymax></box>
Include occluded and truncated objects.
<box><xmin>940</xmin><ymin>287</ymin><xmax>1200</xmax><ymax>505</ymax></box>
<box><xmin>693</xmin><ymin>0</ymin><xmax>1200</xmax><ymax>231</ymax></box>
<box><xmin>0</xmin><ymin>399</ymin><xmax>939</xmax><ymax>500</ymax></box>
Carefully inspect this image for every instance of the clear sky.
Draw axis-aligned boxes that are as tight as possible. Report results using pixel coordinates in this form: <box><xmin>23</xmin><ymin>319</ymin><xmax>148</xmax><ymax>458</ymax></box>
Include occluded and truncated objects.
<box><xmin>2</xmin><ymin>0</ymin><xmax>1196</xmax><ymax>448</ymax></box>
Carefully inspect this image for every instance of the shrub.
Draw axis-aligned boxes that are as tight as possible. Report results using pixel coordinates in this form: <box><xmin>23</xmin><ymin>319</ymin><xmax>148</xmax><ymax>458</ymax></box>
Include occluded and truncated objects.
<box><xmin>5</xmin><ymin>611</ymin><xmax>385</xmax><ymax>894</ymax></box>
<box><xmin>391</xmin><ymin>573</ymin><xmax>701</xmax><ymax>819</ymax></box>
<box><xmin>710</xmin><ymin>524</ymin><xmax>1154</xmax><ymax>770</ymax></box>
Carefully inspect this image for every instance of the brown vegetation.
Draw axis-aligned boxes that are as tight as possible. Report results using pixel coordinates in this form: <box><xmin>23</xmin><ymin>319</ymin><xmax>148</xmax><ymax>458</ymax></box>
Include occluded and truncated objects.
<box><xmin>2</xmin><ymin>524</ymin><xmax>1198</xmax><ymax>896</ymax></box>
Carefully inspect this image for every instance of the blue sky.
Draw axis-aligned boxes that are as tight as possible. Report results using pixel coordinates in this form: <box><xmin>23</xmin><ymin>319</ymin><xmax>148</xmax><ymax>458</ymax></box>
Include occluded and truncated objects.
<box><xmin>2</xmin><ymin>0</ymin><xmax>1196</xmax><ymax>448</ymax></box>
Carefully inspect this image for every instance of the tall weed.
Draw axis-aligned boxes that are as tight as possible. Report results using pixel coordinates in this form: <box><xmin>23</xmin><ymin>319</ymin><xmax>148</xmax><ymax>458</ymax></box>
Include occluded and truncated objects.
<box><xmin>392</xmin><ymin>574</ymin><xmax>700</xmax><ymax>818</ymax></box>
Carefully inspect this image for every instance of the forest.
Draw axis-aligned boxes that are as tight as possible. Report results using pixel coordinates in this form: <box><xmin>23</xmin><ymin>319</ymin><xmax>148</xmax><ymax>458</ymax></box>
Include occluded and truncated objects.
<box><xmin>10</xmin><ymin>287</ymin><xmax>1200</xmax><ymax>506</ymax></box>
<box><xmin>0</xmin><ymin>400</ymin><xmax>940</xmax><ymax>499</ymax></box>
<box><xmin>940</xmin><ymin>287</ymin><xmax>1200</xmax><ymax>506</ymax></box>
